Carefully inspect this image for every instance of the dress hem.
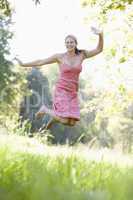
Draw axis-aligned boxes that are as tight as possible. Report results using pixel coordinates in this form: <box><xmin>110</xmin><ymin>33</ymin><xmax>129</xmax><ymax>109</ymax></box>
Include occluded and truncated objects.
<box><xmin>54</xmin><ymin>112</ymin><xmax>80</xmax><ymax>121</ymax></box>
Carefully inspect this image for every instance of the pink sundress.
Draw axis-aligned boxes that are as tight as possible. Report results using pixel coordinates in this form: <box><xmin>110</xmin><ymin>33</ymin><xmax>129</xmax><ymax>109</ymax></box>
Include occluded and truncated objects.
<box><xmin>53</xmin><ymin>62</ymin><xmax>82</xmax><ymax>120</ymax></box>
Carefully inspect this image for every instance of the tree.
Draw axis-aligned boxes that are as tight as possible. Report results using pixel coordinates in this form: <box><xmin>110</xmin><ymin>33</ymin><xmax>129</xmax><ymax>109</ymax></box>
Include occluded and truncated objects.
<box><xmin>0</xmin><ymin>14</ymin><xmax>14</xmax><ymax>106</ymax></box>
<box><xmin>19</xmin><ymin>68</ymin><xmax>52</xmax><ymax>133</ymax></box>
<box><xmin>0</xmin><ymin>0</ymin><xmax>11</xmax><ymax>16</ymax></box>
<box><xmin>81</xmin><ymin>0</ymin><xmax>133</xmax><ymax>13</ymax></box>
<box><xmin>0</xmin><ymin>0</ymin><xmax>40</xmax><ymax>16</ymax></box>
<box><xmin>78</xmin><ymin>0</ymin><xmax>133</xmax><ymax>151</ymax></box>
<box><xmin>0</xmin><ymin>13</ymin><xmax>27</xmax><ymax>130</ymax></box>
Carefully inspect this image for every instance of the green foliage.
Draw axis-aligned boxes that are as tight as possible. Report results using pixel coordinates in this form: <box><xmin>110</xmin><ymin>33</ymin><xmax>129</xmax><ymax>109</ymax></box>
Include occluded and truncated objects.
<box><xmin>80</xmin><ymin>86</ymin><xmax>133</xmax><ymax>151</ymax></box>
<box><xmin>0</xmin><ymin>135</ymin><xmax>133</xmax><ymax>200</ymax></box>
<box><xmin>81</xmin><ymin>0</ymin><xmax>133</xmax><ymax>13</ymax></box>
<box><xmin>77</xmin><ymin>0</ymin><xmax>133</xmax><ymax>152</ymax></box>
<box><xmin>0</xmin><ymin>13</ymin><xmax>27</xmax><ymax>128</ymax></box>
<box><xmin>0</xmin><ymin>0</ymin><xmax>11</xmax><ymax>16</ymax></box>
<box><xmin>0</xmin><ymin>0</ymin><xmax>41</xmax><ymax>16</ymax></box>
<box><xmin>0</xmin><ymin>15</ymin><xmax>13</xmax><ymax>92</ymax></box>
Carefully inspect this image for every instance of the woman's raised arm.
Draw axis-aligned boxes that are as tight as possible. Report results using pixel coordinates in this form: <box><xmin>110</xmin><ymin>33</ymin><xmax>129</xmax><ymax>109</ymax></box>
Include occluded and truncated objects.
<box><xmin>83</xmin><ymin>27</ymin><xmax>103</xmax><ymax>59</ymax></box>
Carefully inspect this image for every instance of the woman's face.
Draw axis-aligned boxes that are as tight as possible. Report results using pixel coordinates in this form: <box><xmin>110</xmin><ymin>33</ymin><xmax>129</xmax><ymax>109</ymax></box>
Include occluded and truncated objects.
<box><xmin>65</xmin><ymin>37</ymin><xmax>77</xmax><ymax>52</ymax></box>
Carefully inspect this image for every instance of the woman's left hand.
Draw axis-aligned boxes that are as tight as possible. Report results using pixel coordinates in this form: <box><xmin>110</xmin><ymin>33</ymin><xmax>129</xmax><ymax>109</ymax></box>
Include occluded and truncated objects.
<box><xmin>91</xmin><ymin>26</ymin><xmax>103</xmax><ymax>35</ymax></box>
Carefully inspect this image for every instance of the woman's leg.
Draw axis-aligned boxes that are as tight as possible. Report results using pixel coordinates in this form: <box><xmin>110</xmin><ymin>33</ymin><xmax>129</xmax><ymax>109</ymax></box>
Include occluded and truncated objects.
<box><xmin>35</xmin><ymin>105</ymin><xmax>69</xmax><ymax>125</ymax></box>
<box><xmin>40</xmin><ymin>117</ymin><xmax>76</xmax><ymax>131</ymax></box>
<box><xmin>68</xmin><ymin>118</ymin><xmax>77</xmax><ymax>126</ymax></box>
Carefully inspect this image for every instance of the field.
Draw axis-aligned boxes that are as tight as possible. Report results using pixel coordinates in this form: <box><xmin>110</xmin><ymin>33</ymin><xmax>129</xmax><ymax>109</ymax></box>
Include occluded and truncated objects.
<box><xmin>0</xmin><ymin>134</ymin><xmax>132</xmax><ymax>200</ymax></box>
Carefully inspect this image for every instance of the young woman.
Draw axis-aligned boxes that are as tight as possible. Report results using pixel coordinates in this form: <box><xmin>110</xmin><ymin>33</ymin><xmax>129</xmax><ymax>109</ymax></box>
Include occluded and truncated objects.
<box><xmin>16</xmin><ymin>27</ymin><xmax>103</xmax><ymax>128</ymax></box>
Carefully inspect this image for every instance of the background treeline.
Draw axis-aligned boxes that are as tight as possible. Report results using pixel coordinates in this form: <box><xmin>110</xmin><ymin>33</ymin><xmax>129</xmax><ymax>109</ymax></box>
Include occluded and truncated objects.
<box><xmin>0</xmin><ymin>0</ymin><xmax>133</xmax><ymax>152</ymax></box>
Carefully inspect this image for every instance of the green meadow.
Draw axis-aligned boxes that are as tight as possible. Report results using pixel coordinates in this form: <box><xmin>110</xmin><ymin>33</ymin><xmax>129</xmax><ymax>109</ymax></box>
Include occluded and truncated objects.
<box><xmin>0</xmin><ymin>134</ymin><xmax>132</xmax><ymax>200</ymax></box>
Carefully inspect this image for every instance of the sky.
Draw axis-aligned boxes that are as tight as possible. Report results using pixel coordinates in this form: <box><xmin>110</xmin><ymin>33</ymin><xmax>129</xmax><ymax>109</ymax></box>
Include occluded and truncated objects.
<box><xmin>9</xmin><ymin>0</ymin><xmax>92</xmax><ymax>60</ymax></box>
<box><xmin>7</xmin><ymin>0</ymin><xmax>133</xmax><ymax>92</ymax></box>
<box><xmin>8</xmin><ymin>0</ymin><xmax>106</xmax><ymax>89</ymax></box>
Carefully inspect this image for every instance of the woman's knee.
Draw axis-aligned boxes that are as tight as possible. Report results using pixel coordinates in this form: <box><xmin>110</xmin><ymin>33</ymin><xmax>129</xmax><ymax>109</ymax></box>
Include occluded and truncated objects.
<box><xmin>68</xmin><ymin>119</ymin><xmax>76</xmax><ymax>126</ymax></box>
<box><xmin>57</xmin><ymin>117</ymin><xmax>76</xmax><ymax>126</ymax></box>
<box><xmin>61</xmin><ymin>118</ymin><xmax>69</xmax><ymax>125</ymax></box>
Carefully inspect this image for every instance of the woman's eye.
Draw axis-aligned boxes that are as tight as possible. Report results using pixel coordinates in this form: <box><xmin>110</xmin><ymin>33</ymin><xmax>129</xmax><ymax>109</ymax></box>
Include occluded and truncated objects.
<box><xmin>66</xmin><ymin>41</ymin><xmax>74</xmax><ymax>44</ymax></box>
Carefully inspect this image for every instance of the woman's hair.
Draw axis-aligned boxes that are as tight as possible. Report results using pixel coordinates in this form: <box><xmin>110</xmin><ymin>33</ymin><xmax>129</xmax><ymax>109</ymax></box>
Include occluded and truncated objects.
<box><xmin>65</xmin><ymin>35</ymin><xmax>83</xmax><ymax>55</ymax></box>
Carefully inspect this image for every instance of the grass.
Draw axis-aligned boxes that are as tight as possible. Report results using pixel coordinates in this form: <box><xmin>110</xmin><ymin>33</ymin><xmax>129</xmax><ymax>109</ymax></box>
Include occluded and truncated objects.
<box><xmin>0</xmin><ymin>133</ymin><xmax>133</xmax><ymax>200</ymax></box>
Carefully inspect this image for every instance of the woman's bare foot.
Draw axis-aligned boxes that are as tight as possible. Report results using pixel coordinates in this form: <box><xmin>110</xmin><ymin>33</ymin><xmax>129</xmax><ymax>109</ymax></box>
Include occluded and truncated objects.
<box><xmin>39</xmin><ymin>117</ymin><xmax>56</xmax><ymax>132</ymax></box>
<box><xmin>35</xmin><ymin>105</ymin><xmax>48</xmax><ymax>119</ymax></box>
<box><xmin>46</xmin><ymin>118</ymin><xmax>56</xmax><ymax>129</ymax></box>
<box><xmin>35</xmin><ymin>111</ymin><xmax>45</xmax><ymax>119</ymax></box>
